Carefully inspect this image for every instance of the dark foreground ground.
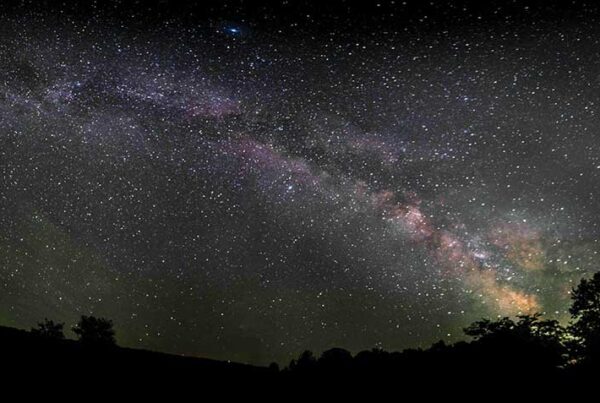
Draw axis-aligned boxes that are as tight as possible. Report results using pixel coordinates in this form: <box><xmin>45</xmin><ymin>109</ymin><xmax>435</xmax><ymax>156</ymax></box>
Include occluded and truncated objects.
<box><xmin>0</xmin><ymin>324</ymin><xmax>595</xmax><ymax>396</ymax></box>
<box><xmin>0</xmin><ymin>325</ymin><xmax>274</xmax><ymax>391</ymax></box>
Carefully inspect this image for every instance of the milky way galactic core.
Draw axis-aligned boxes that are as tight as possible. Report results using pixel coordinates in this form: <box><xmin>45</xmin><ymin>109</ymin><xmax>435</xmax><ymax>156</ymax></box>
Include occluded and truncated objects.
<box><xmin>1</xmin><ymin>1</ymin><xmax>600</xmax><ymax>364</ymax></box>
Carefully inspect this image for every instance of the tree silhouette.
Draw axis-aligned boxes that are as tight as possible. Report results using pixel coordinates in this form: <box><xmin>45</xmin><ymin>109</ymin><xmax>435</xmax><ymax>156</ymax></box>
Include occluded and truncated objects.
<box><xmin>318</xmin><ymin>348</ymin><xmax>353</xmax><ymax>372</ymax></box>
<box><xmin>569</xmin><ymin>272</ymin><xmax>600</xmax><ymax>363</ymax></box>
<box><xmin>72</xmin><ymin>315</ymin><xmax>116</xmax><ymax>346</ymax></box>
<box><xmin>465</xmin><ymin>314</ymin><xmax>564</xmax><ymax>342</ymax></box>
<box><xmin>464</xmin><ymin>313</ymin><xmax>566</xmax><ymax>370</ymax></box>
<box><xmin>289</xmin><ymin>350</ymin><xmax>317</xmax><ymax>373</ymax></box>
<box><xmin>31</xmin><ymin>318</ymin><xmax>65</xmax><ymax>339</ymax></box>
<box><xmin>14</xmin><ymin>273</ymin><xmax>600</xmax><ymax>385</ymax></box>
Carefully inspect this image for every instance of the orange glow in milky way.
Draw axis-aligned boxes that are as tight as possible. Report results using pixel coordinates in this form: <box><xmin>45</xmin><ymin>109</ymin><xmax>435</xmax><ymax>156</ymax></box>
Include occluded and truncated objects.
<box><xmin>465</xmin><ymin>270</ymin><xmax>539</xmax><ymax>314</ymax></box>
<box><xmin>372</xmin><ymin>189</ymin><xmax>540</xmax><ymax>315</ymax></box>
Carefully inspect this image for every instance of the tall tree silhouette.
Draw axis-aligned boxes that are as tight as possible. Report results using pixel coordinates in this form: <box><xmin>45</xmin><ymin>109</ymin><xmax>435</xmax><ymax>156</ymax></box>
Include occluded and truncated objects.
<box><xmin>569</xmin><ymin>272</ymin><xmax>600</xmax><ymax>363</ymax></box>
<box><xmin>72</xmin><ymin>316</ymin><xmax>116</xmax><ymax>346</ymax></box>
<box><xmin>31</xmin><ymin>318</ymin><xmax>65</xmax><ymax>339</ymax></box>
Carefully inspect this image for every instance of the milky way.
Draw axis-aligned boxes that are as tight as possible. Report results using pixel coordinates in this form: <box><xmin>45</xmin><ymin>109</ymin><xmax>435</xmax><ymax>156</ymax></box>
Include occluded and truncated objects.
<box><xmin>1</xmin><ymin>1</ymin><xmax>600</xmax><ymax>365</ymax></box>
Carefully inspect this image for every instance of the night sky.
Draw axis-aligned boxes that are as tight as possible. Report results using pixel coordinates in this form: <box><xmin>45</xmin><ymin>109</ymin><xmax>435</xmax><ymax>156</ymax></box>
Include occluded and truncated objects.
<box><xmin>1</xmin><ymin>0</ymin><xmax>600</xmax><ymax>365</ymax></box>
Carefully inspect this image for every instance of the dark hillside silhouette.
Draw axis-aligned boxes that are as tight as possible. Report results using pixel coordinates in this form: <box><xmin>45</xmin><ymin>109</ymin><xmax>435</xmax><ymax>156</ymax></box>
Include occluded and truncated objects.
<box><xmin>0</xmin><ymin>320</ymin><xmax>271</xmax><ymax>390</ymax></box>
<box><xmin>3</xmin><ymin>274</ymin><xmax>600</xmax><ymax>390</ymax></box>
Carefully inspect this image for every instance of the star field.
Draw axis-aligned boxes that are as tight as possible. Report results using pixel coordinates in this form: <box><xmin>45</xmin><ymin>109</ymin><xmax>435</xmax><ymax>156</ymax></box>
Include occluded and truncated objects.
<box><xmin>1</xmin><ymin>1</ymin><xmax>600</xmax><ymax>365</ymax></box>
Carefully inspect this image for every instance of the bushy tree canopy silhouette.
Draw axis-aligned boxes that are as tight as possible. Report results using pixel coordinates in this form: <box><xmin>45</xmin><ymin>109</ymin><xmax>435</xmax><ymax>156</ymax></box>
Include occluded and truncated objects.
<box><xmin>464</xmin><ymin>313</ymin><xmax>566</xmax><ymax>369</ymax></box>
<box><xmin>31</xmin><ymin>318</ymin><xmax>65</xmax><ymax>339</ymax></box>
<box><xmin>569</xmin><ymin>271</ymin><xmax>600</xmax><ymax>362</ymax></box>
<box><xmin>288</xmin><ymin>350</ymin><xmax>317</xmax><ymax>373</ymax></box>
<box><xmin>319</xmin><ymin>348</ymin><xmax>353</xmax><ymax>371</ymax></box>
<box><xmin>465</xmin><ymin>314</ymin><xmax>564</xmax><ymax>343</ymax></box>
<box><xmin>72</xmin><ymin>316</ymin><xmax>116</xmax><ymax>346</ymax></box>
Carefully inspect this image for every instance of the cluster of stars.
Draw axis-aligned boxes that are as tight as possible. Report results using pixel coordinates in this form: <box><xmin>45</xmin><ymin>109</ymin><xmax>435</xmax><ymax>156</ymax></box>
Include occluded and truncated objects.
<box><xmin>1</xmin><ymin>1</ymin><xmax>600</xmax><ymax>365</ymax></box>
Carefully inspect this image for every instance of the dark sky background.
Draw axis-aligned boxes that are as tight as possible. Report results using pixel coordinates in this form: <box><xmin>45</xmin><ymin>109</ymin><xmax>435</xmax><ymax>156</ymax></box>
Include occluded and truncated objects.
<box><xmin>1</xmin><ymin>0</ymin><xmax>600</xmax><ymax>365</ymax></box>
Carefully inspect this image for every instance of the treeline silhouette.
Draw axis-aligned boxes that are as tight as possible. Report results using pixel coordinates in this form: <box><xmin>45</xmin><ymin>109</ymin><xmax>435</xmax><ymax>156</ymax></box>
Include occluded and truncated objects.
<box><xmin>279</xmin><ymin>273</ymin><xmax>600</xmax><ymax>389</ymax></box>
<box><xmin>4</xmin><ymin>273</ymin><xmax>600</xmax><ymax>390</ymax></box>
<box><xmin>283</xmin><ymin>273</ymin><xmax>600</xmax><ymax>379</ymax></box>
